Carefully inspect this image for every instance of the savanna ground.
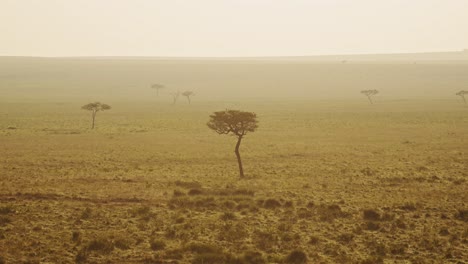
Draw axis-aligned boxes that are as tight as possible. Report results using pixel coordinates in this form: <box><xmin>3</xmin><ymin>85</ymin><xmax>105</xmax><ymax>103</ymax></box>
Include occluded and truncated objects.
<box><xmin>0</xmin><ymin>100</ymin><xmax>467</xmax><ymax>263</ymax></box>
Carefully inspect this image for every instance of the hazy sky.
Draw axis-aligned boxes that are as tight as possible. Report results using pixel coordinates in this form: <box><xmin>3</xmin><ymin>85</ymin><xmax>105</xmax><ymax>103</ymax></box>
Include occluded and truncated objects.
<box><xmin>1</xmin><ymin>0</ymin><xmax>467</xmax><ymax>57</ymax></box>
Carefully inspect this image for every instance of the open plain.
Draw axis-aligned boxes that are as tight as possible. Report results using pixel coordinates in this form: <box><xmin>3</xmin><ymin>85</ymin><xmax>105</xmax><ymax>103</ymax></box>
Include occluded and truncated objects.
<box><xmin>0</xmin><ymin>58</ymin><xmax>467</xmax><ymax>263</ymax></box>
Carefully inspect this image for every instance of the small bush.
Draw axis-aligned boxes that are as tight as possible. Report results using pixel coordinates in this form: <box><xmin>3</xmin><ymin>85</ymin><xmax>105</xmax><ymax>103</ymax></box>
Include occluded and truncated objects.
<box><xmin>86</xmin><ymin>237</ymin><xmax>114</xmax><ymax>254</ymax></box>
<box><xmin>220</xmin><ymin>212</ymin><xmax>237</xmax><ymax>221</ymax></box>
<box><xmin>75</xmin><ymin>249</ymin><xmax>88</xmax><ymax>263</ymax></box>
<box><xmin>364</xmin><ymin>221</ymin><xmax>381</xmax><ymax>231</ymax></box>
<box><xmin>285</xmin><ymin>250</ymin><xmax>308</xmax><ymax>264</ymax></box>
<box><xmin>309</xmin><ymin>236</ymin><xmax>320</xmax><ymax>245</ymax></box>
<box><xmin>72</xmin><ymin>231</ymin><xmax>81</xmax><ymax>243</ymax></box>
<box><xmin>241</xmin><ymin>250</ymin><xmax>266</xmax><ymax>264</ymax></box>
<box><xmin>455</xmin><ymin>209</ymin><xmax>468</xmax><ymax>222</ymax></box>
<box><xmin>0</xmin><ymin>206</ymin><xmax>14</xmax><ymax>215</ymax></box>
<box><xmin>317</xmin><ymin>204</ymin><xmax>348</xmax><ymax>221</ymax></box>
<box><xmin>337</xmin><ymin>233</ymin><xmax>354</xmax><ymax>244</ymax></box>
<box><xmin>0</xmin><ymin>216</ymin><xmax>12</xmax><ymax>226</ymax></box>
<box><xmin>80</xmin><ymin>207</ymin><xmax>93</xmax><ymax>219</ymax></box>
<box><xmin>173</xmin><ymin>189</ymin><xmax>186</xmax><ymax>196</ymax></box>
<box><xmin>264</xmin><ymin>199</ymin><xmax>282</xmax><ymax>209</ymax></box>
<box><xmin>149</xmin><ymin>238</ymin><xmax>166</xmax><ymax>251</ymax></box>
<box><xmin>114</xmin><ymin>237</ymin><xmax>133</xmax><ymax>250</ymax></box>
<box><xmin>188</xmin><ymin>188</ymin><xmax>204</xmax><ymax>195</ymax></box>
<box><xmin>131</xmin><ymin>206</ymin><xmax>151</xmax><ymax>216</ymax></box>
<box><xmin>363</xmin><ymin>209</ymin><xmax>381</xmax><ymax>221</ymax></box>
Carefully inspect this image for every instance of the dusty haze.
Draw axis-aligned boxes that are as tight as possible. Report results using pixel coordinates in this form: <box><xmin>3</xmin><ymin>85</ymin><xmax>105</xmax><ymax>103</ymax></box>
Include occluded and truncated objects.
<box><xmin>1</xmin><ymin>0</ymin><xmax>468</xmax><ymax>57</ymax></box>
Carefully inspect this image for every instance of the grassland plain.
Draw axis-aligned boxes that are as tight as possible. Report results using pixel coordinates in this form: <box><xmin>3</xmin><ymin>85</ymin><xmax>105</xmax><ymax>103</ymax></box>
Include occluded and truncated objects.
<box><xmin>0</xmin><ymin>100</ymin><xmax>467</xmax><ymax>263</ymax></box>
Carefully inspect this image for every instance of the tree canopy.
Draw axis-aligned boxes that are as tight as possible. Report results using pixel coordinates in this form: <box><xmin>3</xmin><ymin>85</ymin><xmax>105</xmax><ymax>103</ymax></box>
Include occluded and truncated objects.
<box><xmin>207</xmin><ymin>110</ymin><xmax>258</xmax><ymax>137</ymax></box>
<box><xmin>81</xmin><ymin>102</ymin><xmax>111</xmax><ymax>112</ymax></box>
<box><xmin>456</xmin><ymin>90</ymin><xmax>468</xmax><ymax>96</ymax></box>
<box><xmin>361</xmin><ymin>89</ymin><xmax>379</xmax><ymax>96</ymax></box>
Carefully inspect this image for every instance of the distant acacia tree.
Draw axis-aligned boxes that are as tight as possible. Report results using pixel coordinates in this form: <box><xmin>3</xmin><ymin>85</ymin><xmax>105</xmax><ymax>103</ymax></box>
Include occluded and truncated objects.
<box><xmin>207</xmin><ymin>110</ymin><xmax>258</xmax><ymax>178</ymax></box>
<box><xmin>456</xmin><ymin>90</ymin><xmax>468</xmax><ymax>106</ymax></box>
<box><xmin>361</xmin><ymin>89</ymin><xmax>379</xmax><ymax>104</ymax></box>
<box><xmin>182</xmin><ymin>91</ymin><xmax>195</xmax><ymax>104</ymax></box>
<box><xmin>151</xmin><ymin>83</ymin><xmax>165</xmax><ymax>96</ymax></box>
<box><xmin>171</xmin><ymin>91</ymin><xmax>180</xmax><ymax>105</ymax></box>
<box><xmin>81</xmin><ymin>102</ymin><xmax>111</xmax><ymax>129</ymax></box>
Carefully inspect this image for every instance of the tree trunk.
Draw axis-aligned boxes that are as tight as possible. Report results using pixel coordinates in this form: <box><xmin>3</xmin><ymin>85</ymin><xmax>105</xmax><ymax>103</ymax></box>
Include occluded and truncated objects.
<box><xmin>234</xmin><ymin>136</ymin><xmax>244</xmax><ymax>178</ymax></box>
<box><xmin>463</xmin><ymin>95</ymin><xmax>467</xmax><ymax>106</ymax></box>
<box><xmin>91</xmin><ymin>111</ymin><xmax>96</xmax><ymax>129</ymax></box>
<box><xmin>187</xmin><ymin>96</ymin><xmax>191</xmax><ymax>104</ymax></box>
<box><xmin>367</xmin><ymin>95</ymin><xmax>373</xmax><ymax>104</ymax></box>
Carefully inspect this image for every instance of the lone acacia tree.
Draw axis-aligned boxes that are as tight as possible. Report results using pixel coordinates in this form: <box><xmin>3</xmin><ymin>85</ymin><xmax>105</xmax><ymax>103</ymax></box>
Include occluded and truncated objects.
<box><xmin>207</xmin><ymin>110</ymin><xmax>258</xmax><ymax>178</ymax></box>
<box><xmin>361</xmin><ymin>89</ymin><xmax>379</xmax><ymax>104</ymax></box>
<box><xmin>182</xmin><ymin>91</ymin><xmax>195</xmax><ymax>104</ymax></box>
<box><xmin>151</xmin><ymin>83</ymin><xmax>165</xmax><ymax>96</ymax></box>
<box><xmin>456</xmin><ymin>90</ymin><xmax>468</xmax><ymax>106</ymax></box>
<box><xmin>81</xmin><ymin>102</ymin><xmax>111</xmax><ymax>129</ymax></box>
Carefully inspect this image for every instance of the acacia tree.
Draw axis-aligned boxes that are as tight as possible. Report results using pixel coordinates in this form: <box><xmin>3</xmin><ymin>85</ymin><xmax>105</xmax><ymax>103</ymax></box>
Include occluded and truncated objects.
<box><xmin>361</xmin><ymin>89</ymin><xmax>379</xmax><ymax>104</ymax></box>
<box><xmin>151</xmin><ymin>83</ymin><xmax>165</xmax><ymax>96</ymax></box>
<box><xmin>81</xmin><ymin>102</ymin><xmax>111</xmax><ymax>129</ymax></box>
<box><xmin>182</xmin><ymin>91</ymin><xmax>195</xmax><ymax>104</ymax></box>
<box><xmin>207</xmin><ymin>110</ymin><xmax>258</xmax><ymax>178</ymax></box>
<box><xmin>171</xmin><ymin>91</ymin><xmax>180</xmax><ymax>105</ymax></box>
<box><xmin>456</xmin><ymin>90</ymin><xmax>468</xmax><ymax>106</ymax></box>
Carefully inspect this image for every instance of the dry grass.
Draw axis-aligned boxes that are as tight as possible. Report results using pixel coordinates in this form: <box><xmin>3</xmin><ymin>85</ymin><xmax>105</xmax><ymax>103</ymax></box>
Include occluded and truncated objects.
<box><xmin>0</xmin><ymin>100</ymin><xmax>467</xmax><ymax>263</ymax></box>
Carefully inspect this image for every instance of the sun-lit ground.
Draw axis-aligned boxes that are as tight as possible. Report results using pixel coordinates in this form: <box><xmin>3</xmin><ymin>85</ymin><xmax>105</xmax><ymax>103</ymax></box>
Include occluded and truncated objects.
<box><xmin>0</xmin><ymin>100</ymin><xmax>467</xmax><ymax>263</ymax></box>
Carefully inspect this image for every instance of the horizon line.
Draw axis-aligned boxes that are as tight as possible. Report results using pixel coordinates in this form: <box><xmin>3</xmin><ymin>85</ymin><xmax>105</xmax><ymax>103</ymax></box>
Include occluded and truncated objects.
<box><xmin>1</xmin><ymin>49</ymin><xmax>468</xmax><ymax>59</ymax></box>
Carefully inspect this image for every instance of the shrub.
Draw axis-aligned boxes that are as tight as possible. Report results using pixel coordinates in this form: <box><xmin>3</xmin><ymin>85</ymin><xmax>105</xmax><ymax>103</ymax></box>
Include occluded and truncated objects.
<box><xmin>455</xmin><ymin>209</ymin><xmax>468</xmax><ymax>222</ymax></box>
<box><xmin>254</xmin><ymin>230</ymin><xmax>278</xmax><ymax>251</ymax></box>
<box><xmin>72</xmin><ymin>231</ymin><xmax>81</xmax><ymax>243</ymax></box>
<box><xmin>218</xmin><ymin>222</ymin><xmax>248</xmax><ymax>242</ymax></box>
<box><xmin>309</xmin><ymin>236</ymin><xmax>320</xmax><ymax>245</ymax></box>
<box><xmin>0</xmin><ymin>216</ymin><xmax>12</xmax><ymax>226</ymax></box>
<box><xmin>80</xmin><ymin>207</ymin><xmax>93</xmax><ymax>219</ymax></box>
<box><xmin>317</xmin><ymin>204</ymin><xmax>348</xmax><ymax>221</ymax></box>
<box><xmin>241</xmin><ymin>250</ymin><xmax>266</xmax><ymax>264</ymax></box>
<box><xmin>337</xmin><ymin>233</ymin><xmax>354</xmax><ymax>244</ymax></box>
<box><xmin>114</xmin><ymin>237</ymin><xmax>133</xmax><ymax>250</ymax></box>
<box><xmin>149</xmin><ymin>238</ymin><xmax>166</xmax><ymax>251</ymax></box>
<box><xmin>86</xmin><ymin>237</ymin><xmax>114</xmax><ymax>254</ymax></box>
<box><xmin>131</xmin><ymin>206</ymin><xmax>151</xmax><ymax>216</ymax></box>
<box><xmin>173</xmin><ymin>189</ymin><xmax>186</xmax><ymax>196</ymax></box>
<box><xmin>0</xmin><ymin>206</ymin><xmax>14</xmax><ymax>215</ymax></box>
<box><xmin>363</xmin><ymin>209</ymin><xmax>381</xmax><ymax>221</ymax></box>
<box><xmin>220</xmin><ymin>212</ymin><xmax>237</xmax><ymax>221</ymax></box>
<box><xmin>285</xmin><ymin>250</ymin><xmax>308</xmax><ymax>264</ymax></box>
<box><xmin>188</xmin><ymin>188</ymin><xmax>204</xmax><ymax>195</ymax></box>
<box><xmin>264</xmin><ymin>199</ymin><xmax>282</xmax><ymax>209</ymax></box>
<box><xmin>75</xmin><ymin>249</ymin><xmax>88</xmax><ymax>263</ymax></box>
<box><xmin>364</xmin><ymin>221</ymin><xmax>381</xmax><ymax>231</ymax></box>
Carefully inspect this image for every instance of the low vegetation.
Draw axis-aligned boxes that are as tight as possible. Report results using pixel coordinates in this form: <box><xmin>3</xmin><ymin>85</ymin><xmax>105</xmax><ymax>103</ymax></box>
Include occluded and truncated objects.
<box><xmin>0</xmin><ymin>101</ymin><xmax>466</xmax><ymax>263</ymax></box>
